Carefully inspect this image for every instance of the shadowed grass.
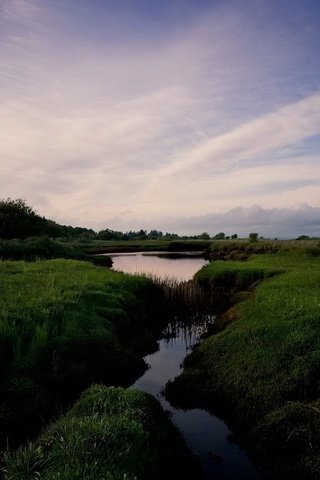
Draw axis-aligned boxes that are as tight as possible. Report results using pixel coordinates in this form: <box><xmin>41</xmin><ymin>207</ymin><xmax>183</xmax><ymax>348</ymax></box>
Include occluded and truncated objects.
<box><xmin>3</xmin><ymin>385</ymin><xmax>203</xmax><ymax>480</ymax></box>
<box><xmin>0</xmin><ymin>259</ymin><xmax>165</xmax><ymax>445</ymax></box>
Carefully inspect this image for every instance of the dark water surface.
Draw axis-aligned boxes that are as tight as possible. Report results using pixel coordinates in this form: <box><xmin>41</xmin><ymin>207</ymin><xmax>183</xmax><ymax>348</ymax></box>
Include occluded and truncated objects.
<box><xmin>111</xmin><ymin>252</ymin><xmax>264</xmax><ymax>480</ymax></box>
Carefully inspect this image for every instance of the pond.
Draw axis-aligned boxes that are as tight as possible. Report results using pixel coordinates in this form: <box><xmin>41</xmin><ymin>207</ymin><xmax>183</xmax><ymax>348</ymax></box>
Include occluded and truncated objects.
<box><xmin>110</xmin><ymin>252</ymin><xmax>264</xmax><ymax>480</ymax></box>
<box><xmin>109</xmin><ymin>251</ymin><xmax>208</xmax><ymax>281</ymax></box>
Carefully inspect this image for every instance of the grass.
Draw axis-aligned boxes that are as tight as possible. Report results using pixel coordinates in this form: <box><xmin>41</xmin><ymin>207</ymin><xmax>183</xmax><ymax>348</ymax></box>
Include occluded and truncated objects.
<box><xmin>165</xmin><ymin>247</ymin><xmax>320</xmax><ymax>478</ymax></box>
<box><xmin>0</xmin><ymin>237</ymin><xmax>112</xmax><ymax>266</ymax></box>
<box><xmin>3</xmin><ymin>385</ymin><xmax>203</xmax><ymax>480</ymax></box>
<box><xmin>0</xmin><ymin>259</ymin><xmax>165</xmax><ymax>446</ymax></box>
<box><xmin>69</xmin><ymin>238</ymin><xmax>212</xmax><ymax>254</ymax></box>
<box><xmin>203</xmin><ymin>238</ymin><xmax>320</xmax><ymax>261</ymax></box>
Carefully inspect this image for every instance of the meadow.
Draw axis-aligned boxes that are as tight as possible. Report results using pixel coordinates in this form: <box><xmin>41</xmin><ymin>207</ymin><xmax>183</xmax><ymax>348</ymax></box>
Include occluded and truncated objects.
<box><xmin>0</xmin><ymin>259</ymin><xmax>165</xmax><ymax>446</ymax></box>
<box><xmin>166</xmin><ymin>244</ymin><xmax>320</xmax><ymax>478</ymax></box>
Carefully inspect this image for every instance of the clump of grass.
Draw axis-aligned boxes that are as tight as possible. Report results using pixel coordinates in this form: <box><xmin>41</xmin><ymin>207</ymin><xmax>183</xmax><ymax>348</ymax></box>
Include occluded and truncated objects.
<box><xmin>3</xmin><ymin>385</ymin><xmax>203</xmax><ymax>480</ymax></box>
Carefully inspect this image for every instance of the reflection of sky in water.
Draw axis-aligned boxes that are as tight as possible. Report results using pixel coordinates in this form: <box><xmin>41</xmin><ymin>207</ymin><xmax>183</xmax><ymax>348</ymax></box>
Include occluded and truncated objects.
<box><xmin>116</xmin><ymin>252</ymin><xmax>263</xmax><ymax>479</ymax></box>
<box><xmin>134</xmin><ymin>321</ymin><xmax>264</xmax><ymax>480</ymax></box>
<box><xmin>110</xmin><ymin>252</ymin><xmax>208</xmax><ymax>281</ymax></box>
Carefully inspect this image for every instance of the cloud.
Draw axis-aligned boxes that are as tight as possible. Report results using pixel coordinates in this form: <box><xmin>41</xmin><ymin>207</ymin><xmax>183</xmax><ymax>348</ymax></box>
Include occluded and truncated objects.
<box><xmin>145</xmin><ymin>93</ymin><xmax>320</xmax><ymax>191</ymax></box>
<box><xmin>0</xmin><ymin>0</ymin><xmax>320</xmax><ymax>232</ymax></box>
<box><xmin>154</xmin><ymin>204</ymin><xmax>320</xmax><ymax>239</ymax></box>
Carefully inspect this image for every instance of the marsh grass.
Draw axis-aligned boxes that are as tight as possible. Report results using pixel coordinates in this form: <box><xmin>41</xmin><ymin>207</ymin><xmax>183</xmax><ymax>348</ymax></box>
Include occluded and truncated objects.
<box><xmin>142</xmin><ymin>272</ymin><xmax>220</xmax><ymax>320</ymax></box>
<box><xmin>0</xmin><ymin>259</ymin><xmax>165</xmax><ymax>445</ymax></box>
<box><xmin>204</xmin><ymin>238</ymin><xmax>320</xmax><ymax>262</ymax></box>
<box><xmin>3</xmin><ymin>385</ymin><xmax>203</xmax><ymax>480</ymax></box>
<box><xmin>165</xmin><ymin>249</ymin><xmax>320</xmax><ymax>478</ymax></box>
<box><xmin>0</xmin><ymin>237</ymin><xmax>112</xmax><ymax>267</ymax></box>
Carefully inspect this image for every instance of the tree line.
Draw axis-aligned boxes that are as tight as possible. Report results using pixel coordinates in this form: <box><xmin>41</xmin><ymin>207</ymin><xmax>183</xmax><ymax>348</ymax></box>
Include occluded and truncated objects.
<box><xmin>0</xmin><ymin>198</ymin><xmax>243</xmax><ymax>241</ymax></box>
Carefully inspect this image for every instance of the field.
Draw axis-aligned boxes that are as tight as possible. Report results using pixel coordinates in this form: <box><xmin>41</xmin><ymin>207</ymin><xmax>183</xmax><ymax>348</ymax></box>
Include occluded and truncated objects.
<box><xmin>166</xmin><ymin>245</ymin><xmax>320</xmax><ymax>478</ymax></box>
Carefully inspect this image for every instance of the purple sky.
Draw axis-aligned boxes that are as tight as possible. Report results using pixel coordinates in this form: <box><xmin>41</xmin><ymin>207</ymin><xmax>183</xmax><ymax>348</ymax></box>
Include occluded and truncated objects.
<box><xmin>1</xmin><ymin>0</ymin><xmax>320</xmax><ymax>237</ymax></box>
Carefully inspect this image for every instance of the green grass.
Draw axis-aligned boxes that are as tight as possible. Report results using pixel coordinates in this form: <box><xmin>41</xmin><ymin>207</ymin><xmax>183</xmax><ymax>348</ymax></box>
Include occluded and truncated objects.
<box><xmin>3</xmin><ymin>385</ymin><xmax>203</xmax><ymax>480</ymax></box>
<box><xmin>70</xmin><ymin>238</ymin><xmax>212</xmax><ymax>254</ymax></box>
<box><xmin>0</xmin><ymin>237</ymin><xmax>112</xmax><ymax>266</ymax></box>
<box><xmin>0</xmin><ymin>259</ymin><xmax>165</xmax><ymax>445</ymax></box>
<box><xmin>166</xmin><ymin>249</ymin><xmax>320</xmax><ymax>478</ymax></box>
<box><xmin>203</xmin><ymin>238</ymin><xmax>320</xmax><ymax>261</ymax></box>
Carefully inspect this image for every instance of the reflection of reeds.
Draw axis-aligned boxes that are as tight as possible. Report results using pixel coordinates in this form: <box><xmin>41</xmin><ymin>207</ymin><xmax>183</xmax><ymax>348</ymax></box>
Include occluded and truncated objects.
<box><xmin>162</xmin><ymin>315</ymin><xmax>216</xmax><ymax>350</ymax></box>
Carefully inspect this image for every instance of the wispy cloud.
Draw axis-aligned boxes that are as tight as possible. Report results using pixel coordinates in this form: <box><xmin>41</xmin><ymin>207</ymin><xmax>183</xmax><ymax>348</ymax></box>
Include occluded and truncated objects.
<box><xmin>0</xmin><ymin>0</ymin><xmax>319</xmax><ymax>234</ymax></box>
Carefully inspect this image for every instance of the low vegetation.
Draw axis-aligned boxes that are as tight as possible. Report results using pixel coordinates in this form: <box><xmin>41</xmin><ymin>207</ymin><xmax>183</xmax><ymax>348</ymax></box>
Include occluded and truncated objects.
<box><xmin>203</xmin><ymin>238</ymin><xmax>320</xmax><ymax>261</ymax></box>
<box><xmin>0</xmin><ymin>259</ymin><xmax>165</xmax><ymax>446</ymax></box>
<box><xmin>0</xmin><ymin>237</ymin><xmax>112</xmax><ymax>266</ymax></box>
<box><xmin>166</xmin><ymin>246</ymin><xmax>320</xmax><ymax>478</ymax></box>
<box><xmin>3</xmin><ymin>385</ymin><xmax>203</xmax><ymax>480</ymax></box>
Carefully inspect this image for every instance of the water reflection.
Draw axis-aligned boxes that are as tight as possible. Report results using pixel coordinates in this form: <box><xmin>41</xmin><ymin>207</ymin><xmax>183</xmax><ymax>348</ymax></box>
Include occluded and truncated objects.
<box><xmin>163</xmin><ymin>315</ymin><xmax>216</xmax><ymax>350</ymax></box>
<box><xmin>112</xmin><ymin>251</ymin><xmax>263</xmax><ymax>480</ymax></box>
<box><xmin>133</xmin><ymin>317</ymin><xmax>263</xmax><ymax>480</ymax></box>
<box><xmin>110</xmin><ymin>251</ymin><xmax>208</xmax><ymax>282</ymax></box>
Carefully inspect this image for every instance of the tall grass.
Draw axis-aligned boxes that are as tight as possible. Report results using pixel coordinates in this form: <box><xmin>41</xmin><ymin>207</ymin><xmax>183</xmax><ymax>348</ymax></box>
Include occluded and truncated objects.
<box><xmin>0</xmin><ymin>259</ymin><xmax>165</xmax><ymax>446</ymax></box>
<box><xmin>143</xmin><ymin>272</ymin><xmax>221</xmax><ymax>320</ymax></box>
<box><xmin>165</xmin><ymin>250</ymin><xmax>320</xmax><ymax>478</ymax></box>
<box><xmin>3</xmin><ymin>385</ymin><xmax>203</xmax><ymax>480</ymax></box>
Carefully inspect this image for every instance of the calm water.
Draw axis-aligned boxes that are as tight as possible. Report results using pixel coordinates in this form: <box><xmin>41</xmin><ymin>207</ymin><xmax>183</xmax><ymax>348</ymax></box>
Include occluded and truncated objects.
<box><xmin>111</xmin><ymin>252</ymin><xmax>264</xmax><ymax>480</ymax></box>
<box><xmin>110</xmin><ymin>251</ymin><xmax>208</xmax><ymax>281</ymax></box>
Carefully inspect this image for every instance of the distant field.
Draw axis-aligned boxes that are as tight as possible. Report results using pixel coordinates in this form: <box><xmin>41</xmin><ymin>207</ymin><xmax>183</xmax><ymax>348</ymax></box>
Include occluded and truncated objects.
<box><xmin>73</xmin><ymin>238</ymin><xmax>213</xmax><ymax>254</ymax></box>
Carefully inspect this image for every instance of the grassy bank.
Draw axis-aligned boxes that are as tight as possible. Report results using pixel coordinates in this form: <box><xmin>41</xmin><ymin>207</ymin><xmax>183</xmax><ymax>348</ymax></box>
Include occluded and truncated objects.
<box><xmin>0</xmin><ymin>237</ymin><xmax>112</xmax><ymax>266</ymax></box>
<box><xmin>0</xmin><ymin>259</ymin><xmax>165</xmax><ymax>446</ymax></box>
<box><xmin>203</xmin><ymin>238</ymin><xmax>320</xmax><ymax>261</ymax></box>
<box><xmin>166</xmin><ymin>248</ymin><xmax>320</xmax><ymax>478</ymax></box>
<box><xmin>72</xmin><ymin>238</ymin><xmax>212</xmax><ymax>254</ymax></box>
<box><xmin>3</xmin><ymin>385</ymin><xmax>203</xmax><ymax>480</ymax></box>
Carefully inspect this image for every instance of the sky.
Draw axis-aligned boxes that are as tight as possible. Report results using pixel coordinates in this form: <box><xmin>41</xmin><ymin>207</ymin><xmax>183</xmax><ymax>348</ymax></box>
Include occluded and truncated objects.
<box><xmin>1</xmin><ymin>0</ymin><xmax>320</xmax><ymax>238</ymax></box>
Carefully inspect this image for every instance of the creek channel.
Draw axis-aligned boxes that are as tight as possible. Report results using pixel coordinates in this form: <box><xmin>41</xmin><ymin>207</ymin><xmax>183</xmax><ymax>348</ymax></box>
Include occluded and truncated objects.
<box><xmin>110</xmin><ymin>251</ymin><xmax>264</xmax><ymax>480</ymax></box>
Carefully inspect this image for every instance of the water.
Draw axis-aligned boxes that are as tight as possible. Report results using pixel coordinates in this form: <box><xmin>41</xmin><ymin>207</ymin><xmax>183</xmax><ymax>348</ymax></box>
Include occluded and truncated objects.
<box><xmin>109</xmin><ymin>251</ymin><xmax>208</xmax><ymax>281</ymax></box>
<box><xmin>110</xmin><ymin>252</ymin><xmax>263</xmax><ymax>480</ymax></box>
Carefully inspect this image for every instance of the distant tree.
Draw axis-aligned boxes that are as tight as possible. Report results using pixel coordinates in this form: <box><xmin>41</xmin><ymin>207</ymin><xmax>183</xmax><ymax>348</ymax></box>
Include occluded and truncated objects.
<box><xmin>296</xmin><ymin>235</ymin><xmax>310</xmax><ymax>240</ymax></box>
<box><xmin>231</xmin><ymin>233</ymin><xmax>238</xmax><ymax>239</ymax></box>
<box><xmin>0</xmin><ymin>198</ymin><xmax>47</xmax><ymax>239</ymax></box>
<box><xmin>249</xmin><ymin>232</ymin><xmax>259</xmax><ymax>243</ymax></box>
<box><xmin>44</xmin><ymin>219</ymin><xmax>62</xmax><ymax>238</ymax></box>
<box><xmin>148</xmin><ymin>230</ymin><xmax>163</xmax><ymax>239</ymax></box>
<box><xmin>137</xmin><ymin>229</ymin><xmax>147</xmax><ymax>240</ymax></box>
<box><xmin>213</xmin><ymin>232</ymin><xmax>225</xmax><ymax>240</ymax></box>
<box><xmin>225</xmin><ymin>236</ymin><xmax>230</xmax><ymax>240</ymax></box>
<box><xmin>97</xmin><ymin>228</ymin><xmax>123</xmax><ymax>241</ymax></box>
<box><xmin>163</xmin><ymin>232</ymin><xmax>179</xmax><ymax>240</ymax></box>
<box><xmin>198</xmin><ymin>232</ymin><xmax>210</xmax><ymax>240</ymax></box>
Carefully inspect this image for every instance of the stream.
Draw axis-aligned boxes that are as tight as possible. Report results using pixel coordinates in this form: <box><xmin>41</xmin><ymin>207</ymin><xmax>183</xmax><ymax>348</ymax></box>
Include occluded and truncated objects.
<box><xmin>110</xmin><ymin>252</ymin><xmax>264</xmax><ymax>480</ymax></box>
